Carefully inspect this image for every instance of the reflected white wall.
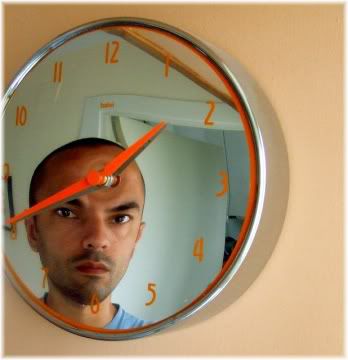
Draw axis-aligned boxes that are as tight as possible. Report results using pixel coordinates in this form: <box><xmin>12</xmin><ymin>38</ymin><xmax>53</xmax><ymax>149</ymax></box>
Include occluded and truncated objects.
<box><xmin>110</xmin><ymin>117</ymin><xmax>227</xmax><ymax>321</ymax></box>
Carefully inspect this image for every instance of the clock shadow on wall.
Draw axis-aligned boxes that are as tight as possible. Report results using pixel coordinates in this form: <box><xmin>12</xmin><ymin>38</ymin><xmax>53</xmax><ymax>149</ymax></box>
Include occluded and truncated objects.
<box><xmin>3</xmin><ymin>18</ymin><xmax>289</xmax><ymax>340</ymax></box>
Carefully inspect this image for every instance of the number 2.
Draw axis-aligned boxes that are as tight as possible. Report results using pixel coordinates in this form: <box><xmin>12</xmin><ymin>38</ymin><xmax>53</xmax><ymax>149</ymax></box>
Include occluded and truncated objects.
<box><xmin>204</xmin><ymin>100</ymin><xmax>215</xmax><ymax>126</ymax></box>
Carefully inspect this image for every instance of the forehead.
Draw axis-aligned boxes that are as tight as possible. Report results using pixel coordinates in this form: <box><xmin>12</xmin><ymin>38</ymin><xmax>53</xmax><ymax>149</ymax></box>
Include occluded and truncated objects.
<box><xmin>48</xmin><ymin>144</ymin><xmax>123</xmax><ymax>170</ymax></box>
<box><xmin>37</xmin><ymin>145</ymin><xmax>144</xmax><ymax>201</ymax></box>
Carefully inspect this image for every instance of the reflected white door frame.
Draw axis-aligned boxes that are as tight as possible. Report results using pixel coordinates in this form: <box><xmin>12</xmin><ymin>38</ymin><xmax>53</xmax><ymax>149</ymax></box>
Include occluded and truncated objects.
<box><xmin>79</xmin><ymin>94</ymin><xmax>242</xmax><ymax>139</ymax></box>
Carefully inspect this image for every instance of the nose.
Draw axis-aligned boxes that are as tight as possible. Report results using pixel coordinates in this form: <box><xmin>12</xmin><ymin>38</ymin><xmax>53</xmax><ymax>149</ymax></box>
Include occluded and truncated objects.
<box><xmin>81</xmin><ymin>216</ymin><xmax>111</xmax><ymax>251</ymax></box>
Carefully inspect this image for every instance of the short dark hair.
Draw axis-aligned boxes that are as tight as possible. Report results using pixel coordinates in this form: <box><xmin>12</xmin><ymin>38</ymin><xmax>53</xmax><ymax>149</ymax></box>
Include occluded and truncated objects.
<box><xmin>29</xmin><ymin>137</ymin><xmax>146</xmax><ymax>207</ymax></box>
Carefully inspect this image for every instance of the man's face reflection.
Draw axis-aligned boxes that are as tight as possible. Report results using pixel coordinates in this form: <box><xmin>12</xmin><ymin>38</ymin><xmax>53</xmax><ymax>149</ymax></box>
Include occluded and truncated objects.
<box><xmin>26</xmin><ymin>145</ymin><xmax>145</xmax><ymax>305</ymax></box>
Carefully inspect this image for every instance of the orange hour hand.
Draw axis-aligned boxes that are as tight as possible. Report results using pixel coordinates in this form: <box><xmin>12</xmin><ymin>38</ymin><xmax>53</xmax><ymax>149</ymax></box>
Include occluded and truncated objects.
<box><xmin>6</xmin><ymin>173</ymin><xmax>99</xmax><ymax>225</ymax></box>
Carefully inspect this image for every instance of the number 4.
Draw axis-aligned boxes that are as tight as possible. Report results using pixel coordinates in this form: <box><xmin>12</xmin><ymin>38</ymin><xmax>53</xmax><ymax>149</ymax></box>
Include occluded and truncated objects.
<box><xmin>193</xmin><ymin>237</ymin><xmax>204</xmax><ymax>262</ymax></box>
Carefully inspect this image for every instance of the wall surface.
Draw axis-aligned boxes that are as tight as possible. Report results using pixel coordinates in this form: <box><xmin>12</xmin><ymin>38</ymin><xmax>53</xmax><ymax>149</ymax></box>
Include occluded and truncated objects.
<box><xmin>3</xmin><ymin>3</ymin><xmax>343</xmax><ymax>356</ymax></box>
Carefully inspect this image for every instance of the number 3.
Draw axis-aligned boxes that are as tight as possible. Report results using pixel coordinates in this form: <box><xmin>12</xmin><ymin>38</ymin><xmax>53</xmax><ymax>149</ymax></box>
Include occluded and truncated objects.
<box><xmin>216</xmin><ymin>170</ymin><xmax>229</xmax><ymax>197</ymax></box>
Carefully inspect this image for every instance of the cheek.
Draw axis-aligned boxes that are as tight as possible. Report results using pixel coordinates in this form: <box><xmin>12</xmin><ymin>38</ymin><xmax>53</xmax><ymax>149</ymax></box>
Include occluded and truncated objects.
<box><xmin>108</xmin><ymin>227</ymin><xmax>140</xmax><ymax>261</ymax></box>
<box><xmin>35</xmin><ymin>222</ymin><xmax>78</xmax><ymax>259</ymax></box>
<box><xmin>38</xmin><ymin>216</ymin><xmax>82</xmax><ymax>244</ymax></box>
<box><xmin>110</xmin><ymin>226</ymin><xmax>132</xmax><ymax>242</ymax></box>
<box><xmin>110</xmin><ymin>224</ymin><xmax>140</xmax><ymax>247</ymax></box>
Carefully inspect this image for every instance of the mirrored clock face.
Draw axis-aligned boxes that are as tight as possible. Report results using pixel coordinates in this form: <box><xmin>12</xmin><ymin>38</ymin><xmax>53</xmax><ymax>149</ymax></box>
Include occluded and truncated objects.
<box><xmin>3</xmin><ymin>19</ymin><xmax>258</xmax><ymax>339</ymax></box>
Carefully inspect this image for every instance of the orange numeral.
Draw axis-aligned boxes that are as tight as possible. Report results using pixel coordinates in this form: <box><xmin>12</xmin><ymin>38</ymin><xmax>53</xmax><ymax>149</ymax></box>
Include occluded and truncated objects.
<box><xmin>164</xmin><ymin>54</ymin><xmax>171</xmax><ymax>78</ymax></box>
<box><xmin>105</xmin><ymin>41</ymin><xmax>120</xmax><ymax>64</ymax></box>
<box><xmin>145</xmin><ymin>283</ymin><xmax>157</xmax><ymax>306</ymax></box>
<box><xmin>216</xmin><ymin>170</ymin><xmax>229</xmax><ymax>197</ymax></box>
<box><xmin>42</xmin><ymin>267</ymin><xmax>49</xmax><ymax>288</ymax></box>
<box><xmin>3</xmin><ymin>162</ymin><xmax>16</xmax><ymax>240</ymax></box>
<box><xmin>3</xmin><ymin>162</ymin><xmax>10</xmax><ymax>181</ymax></box>
<box><xmin>53</xmin><ymin>61</ymin><xmax>63</xmax><ymax>82</ymax></box>
<box><xmin>90</xmin><ymin>292</ymin><xmax>100</xmax><ymax>314</ymax></box>
<box><xmin>193</xmin><ymin>237</ymin><xmax>204</xmax><ymax>262</ymax></box>
<box><xmin>16</xmin><ymin>106</ymin><xmax>27</xmax><ymax>126</ymax></box>
<box><xmin>100</xmin><ymin>102</ymin><xmax>114</xmax><ymax>109</ymax></box>
<box><xmin>10</xmin><ymin>224</ymin><xmax>17</xmax><ymax>240</ymax></box>
<box><xmin>204</xmin><ymin>100</ymin><xmax>215</xmax><ymax>126</ymax></box>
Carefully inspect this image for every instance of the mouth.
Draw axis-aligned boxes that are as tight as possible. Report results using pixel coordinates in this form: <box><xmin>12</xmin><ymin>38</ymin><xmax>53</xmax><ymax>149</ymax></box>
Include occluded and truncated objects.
<box><xmin>75</xmin><ymin>261</ymin><xmax>109</xmax><ymax>275</ymax></box>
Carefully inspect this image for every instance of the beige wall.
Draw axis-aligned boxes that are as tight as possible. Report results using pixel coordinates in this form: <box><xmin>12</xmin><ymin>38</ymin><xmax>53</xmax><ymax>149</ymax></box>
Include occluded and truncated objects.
<box><xmin>3</xmin><ymin>4</ymin><xmax>343</xmax><ymax>356</ymax></box>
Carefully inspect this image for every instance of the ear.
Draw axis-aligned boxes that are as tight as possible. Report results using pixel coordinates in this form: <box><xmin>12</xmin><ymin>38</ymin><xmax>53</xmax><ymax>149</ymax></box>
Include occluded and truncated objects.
<box><xmin>25</xmin><ymin>217</ymin><xmax>40</xmax><ymax>253</ymax></box>
<box><xmin>135</xmin><ymin>221</ymin><xmax>145</xmax><ymax>244</ymax></box>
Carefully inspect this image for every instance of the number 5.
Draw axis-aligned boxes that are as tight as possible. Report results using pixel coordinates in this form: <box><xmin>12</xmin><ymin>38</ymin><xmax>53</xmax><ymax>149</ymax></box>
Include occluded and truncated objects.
<box><xmin>145</xmin><ymin>282</ymin><xmax>157</xmax><ymax>306</ymax></box>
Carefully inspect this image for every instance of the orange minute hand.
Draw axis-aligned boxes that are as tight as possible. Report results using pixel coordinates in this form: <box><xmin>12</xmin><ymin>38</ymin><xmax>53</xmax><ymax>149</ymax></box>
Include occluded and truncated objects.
<box><xmin>7</xmin><ymin>121</ymin><xmax>167</xmax><ymax>225</ymax></box>
<box><xmin>102</xmin><ymin>120</ymin><xmax>167</xmax><ymax>176</ymax></box>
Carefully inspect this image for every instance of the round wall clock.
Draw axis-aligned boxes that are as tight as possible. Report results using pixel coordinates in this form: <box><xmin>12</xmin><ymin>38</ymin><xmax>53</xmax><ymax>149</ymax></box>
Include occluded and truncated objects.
<box><xmin>2</xmin><ymin>17</ymin><xmax>289</xmax><ymax>340</ymax></box>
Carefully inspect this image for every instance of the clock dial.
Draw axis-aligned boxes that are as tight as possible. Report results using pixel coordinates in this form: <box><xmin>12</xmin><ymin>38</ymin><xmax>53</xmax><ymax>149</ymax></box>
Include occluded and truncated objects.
<box><xmin>3</xmin><ymin>18</ymin><xmax>261</xmax><ymax>339</ymax></box>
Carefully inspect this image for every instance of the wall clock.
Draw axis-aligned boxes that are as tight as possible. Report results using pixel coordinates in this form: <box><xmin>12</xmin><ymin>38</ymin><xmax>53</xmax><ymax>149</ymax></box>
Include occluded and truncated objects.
<box><xmin>2</xmin><ymin>17</ymin><xmax>289</xmax><ymax>340</ymax></box>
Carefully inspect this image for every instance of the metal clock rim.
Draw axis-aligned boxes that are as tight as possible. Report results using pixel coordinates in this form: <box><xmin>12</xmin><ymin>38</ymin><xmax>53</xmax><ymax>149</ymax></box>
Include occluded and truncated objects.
<box><xmin>3</xmin><ymin>17</ymin><xmax>266</xmax><ymax>341</ymax></box>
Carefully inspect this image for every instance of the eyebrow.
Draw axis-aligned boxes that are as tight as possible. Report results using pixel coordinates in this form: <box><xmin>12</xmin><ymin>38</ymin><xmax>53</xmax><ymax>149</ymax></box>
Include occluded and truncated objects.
<box><xmin>108</xmin><ymin>201</ymin><xmax>140</xmax><ymax>213</ymax></box>
<box><xmin>65</xmin><ymin>199</ymin><xmax>140</xmax><ymax>212</ymax></box>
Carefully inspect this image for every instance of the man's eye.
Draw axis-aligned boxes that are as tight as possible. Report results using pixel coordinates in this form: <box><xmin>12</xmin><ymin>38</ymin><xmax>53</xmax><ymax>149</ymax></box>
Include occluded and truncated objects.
<box><xmin>55</xmin><ymin>208</ymin><xmax>76</xmax><ymax>218</ymax></box>
<box><xmin>113</xmin><ymin>215</ymin><xmax>130</xmax><ymax>224</ymax></box>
